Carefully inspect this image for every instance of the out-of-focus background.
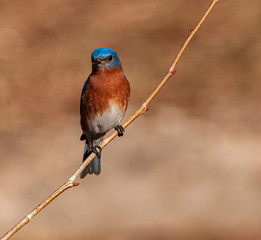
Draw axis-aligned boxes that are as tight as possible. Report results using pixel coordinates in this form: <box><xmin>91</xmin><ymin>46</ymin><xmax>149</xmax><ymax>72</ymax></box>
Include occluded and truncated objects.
<box><xmin>0</xmin><ymin>0</ymin><xmax>260</xmax><ymax>239</ymax></box>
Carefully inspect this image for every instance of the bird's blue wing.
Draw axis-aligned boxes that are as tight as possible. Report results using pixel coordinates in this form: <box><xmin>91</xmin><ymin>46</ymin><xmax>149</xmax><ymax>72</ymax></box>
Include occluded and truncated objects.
<box><xmin>80</xmin><ymin>77</ymin><xmax>89</xmax><ymax>114</ymax></box>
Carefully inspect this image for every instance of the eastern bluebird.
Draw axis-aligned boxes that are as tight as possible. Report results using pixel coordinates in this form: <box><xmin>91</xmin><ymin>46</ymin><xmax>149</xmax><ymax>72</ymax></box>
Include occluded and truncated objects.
<box><xmin>80</xmin><ymin>47</ymin><xmax>130</xmax><ymax>178</ymax></box>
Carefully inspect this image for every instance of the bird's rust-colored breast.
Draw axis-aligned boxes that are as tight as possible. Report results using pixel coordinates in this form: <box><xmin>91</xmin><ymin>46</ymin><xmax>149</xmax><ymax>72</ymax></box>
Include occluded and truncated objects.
<box><xmin>81</xmin><ymin>68</ymin><xmax>130</xmax><ymax>134</ymax></box>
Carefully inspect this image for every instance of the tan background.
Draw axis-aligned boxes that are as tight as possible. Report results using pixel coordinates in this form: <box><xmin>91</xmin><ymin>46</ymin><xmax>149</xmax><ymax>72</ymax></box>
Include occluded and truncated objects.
<box><xmin>0</xmin><ymin>0</ymin><xmax>261</xmax><ymax>239</ymax></box>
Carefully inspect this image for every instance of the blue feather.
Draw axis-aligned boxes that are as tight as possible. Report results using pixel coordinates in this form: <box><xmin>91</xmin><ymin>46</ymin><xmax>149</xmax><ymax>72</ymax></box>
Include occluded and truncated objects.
<box><xmin>91</xmin><ymin>47</ymin><xmax>122</xmax><ymax>70</ymax></box>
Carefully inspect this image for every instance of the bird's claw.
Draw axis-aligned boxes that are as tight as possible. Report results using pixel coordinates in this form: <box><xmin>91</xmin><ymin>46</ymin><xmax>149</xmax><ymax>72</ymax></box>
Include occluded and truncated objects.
<box><xmin>115</xmin><ymin>125</ymin><xmax>125</xmax><ymax>137</ymax></box>
<box><xmin>91</xmin><ymin>145</ymin><xmax>102</xmax><ymax>159</ymax></box>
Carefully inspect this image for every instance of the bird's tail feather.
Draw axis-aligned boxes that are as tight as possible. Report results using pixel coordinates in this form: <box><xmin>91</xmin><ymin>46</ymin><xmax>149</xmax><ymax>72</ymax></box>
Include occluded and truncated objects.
<box><xmin>80</xmin><ymin>142</ymin><xmax>102</xmax><ymax>178</ymax></box>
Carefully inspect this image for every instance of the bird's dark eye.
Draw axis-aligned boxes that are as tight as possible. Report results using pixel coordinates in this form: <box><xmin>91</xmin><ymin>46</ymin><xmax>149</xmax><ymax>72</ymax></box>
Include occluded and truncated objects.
<box><xmin>108</xmin><ymin>55</ymin><xmax>113</xmax><ymax>61</ymax></box>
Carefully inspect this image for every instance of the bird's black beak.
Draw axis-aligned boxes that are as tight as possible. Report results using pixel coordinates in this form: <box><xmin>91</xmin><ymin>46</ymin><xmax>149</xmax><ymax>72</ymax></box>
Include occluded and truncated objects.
<box><xmin>92</xmin><ymin>58</ymin><xmax>106</xmax><ymax>66</ymax></box>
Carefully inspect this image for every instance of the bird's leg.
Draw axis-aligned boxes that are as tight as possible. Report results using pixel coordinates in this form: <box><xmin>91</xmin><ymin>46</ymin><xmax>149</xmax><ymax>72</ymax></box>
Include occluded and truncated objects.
<box><xmin>91</xmin><ymin>145</ymin><xmax>102</xmax><ymax>159</ymax></box>
<box><xmin>115</xmin><ymin>125</ymin><xmax>125</xmax><ymax>137</ymax></box>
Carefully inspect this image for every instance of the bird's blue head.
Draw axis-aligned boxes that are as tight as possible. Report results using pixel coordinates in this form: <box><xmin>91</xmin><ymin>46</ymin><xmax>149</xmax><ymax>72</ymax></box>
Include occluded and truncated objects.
<box><xmin>91</xmin><ymin>47</ymin><xmax>122</xmax><ymax>71</ymax></box>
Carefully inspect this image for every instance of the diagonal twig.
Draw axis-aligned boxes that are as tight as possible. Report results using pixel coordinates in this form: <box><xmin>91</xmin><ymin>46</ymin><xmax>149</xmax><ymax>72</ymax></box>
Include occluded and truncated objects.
<box><xmin>0</xmin><ymin>1</ymin><xmax>219</xmax><ymax>239</ymax></box>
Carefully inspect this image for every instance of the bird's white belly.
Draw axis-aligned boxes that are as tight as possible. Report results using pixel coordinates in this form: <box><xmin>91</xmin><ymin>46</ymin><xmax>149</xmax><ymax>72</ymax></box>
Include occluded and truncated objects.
<box><xmin>88</xmin><ymin>101</ymin><xmax>124</xmax><ymax>135</ymax></box>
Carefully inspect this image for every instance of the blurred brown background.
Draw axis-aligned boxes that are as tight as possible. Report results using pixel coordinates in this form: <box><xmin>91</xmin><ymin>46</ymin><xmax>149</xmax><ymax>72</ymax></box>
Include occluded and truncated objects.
<box><xmin>0</xmin><ymin>0</ymin><xmax>261</xmax><ymax>239</ymax></box>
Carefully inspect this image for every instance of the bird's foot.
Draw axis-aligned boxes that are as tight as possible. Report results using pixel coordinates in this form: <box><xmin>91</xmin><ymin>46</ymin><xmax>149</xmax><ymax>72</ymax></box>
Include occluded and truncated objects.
<box><xmin>91</xmin><ymin>145</ymin><xmax>102</xmax><ymax>159</ymax></box>
<box><xmin>115</xmin><ymin>125</ymin><xmax>125</xmax><ymax>137</ymax></box>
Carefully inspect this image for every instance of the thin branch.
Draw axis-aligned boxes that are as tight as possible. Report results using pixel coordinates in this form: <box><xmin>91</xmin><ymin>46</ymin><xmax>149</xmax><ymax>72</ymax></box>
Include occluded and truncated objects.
<box><xmin>0</xmin><ymin>1</ymin><xmax>219</xmax><ymax>239</ymax></box>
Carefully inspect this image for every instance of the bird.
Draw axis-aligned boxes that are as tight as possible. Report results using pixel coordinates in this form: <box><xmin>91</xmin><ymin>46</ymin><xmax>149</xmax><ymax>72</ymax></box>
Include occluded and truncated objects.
<box><xmin>79</xmin><ymin>47</ymin><xmax>130</xmax><ymax>178</ymax></box>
